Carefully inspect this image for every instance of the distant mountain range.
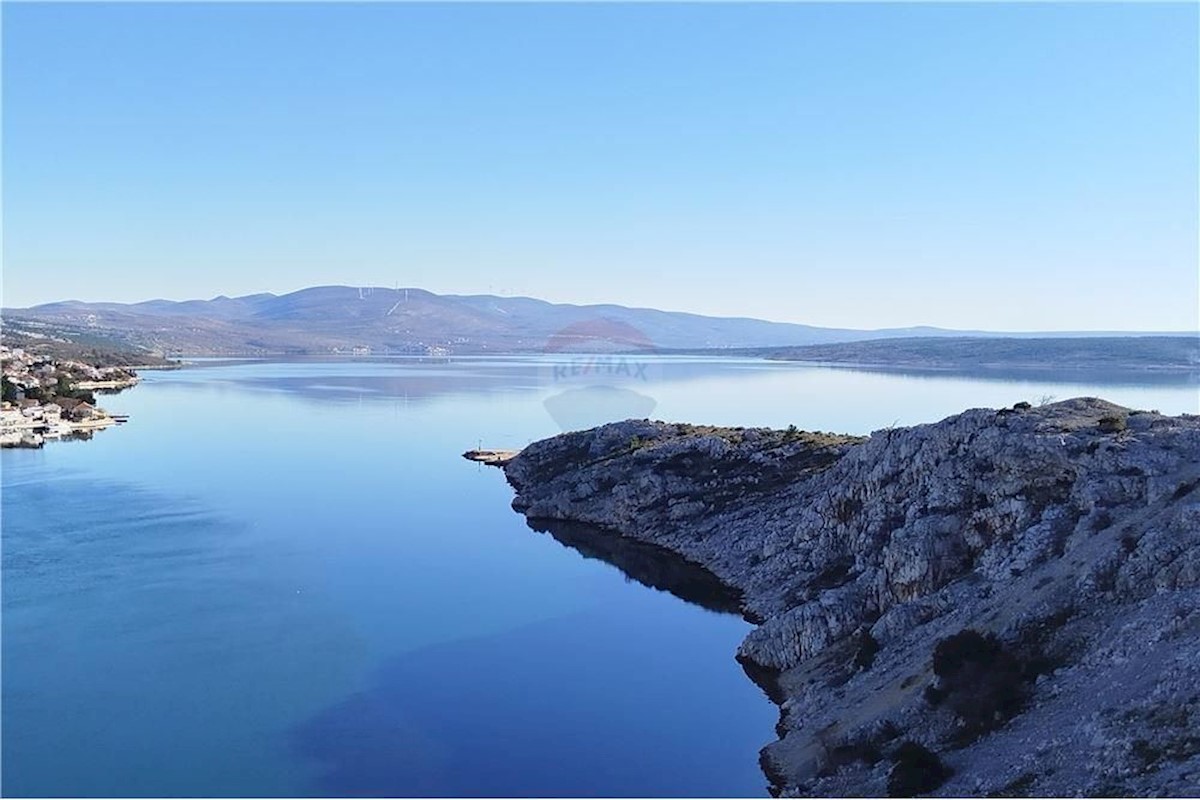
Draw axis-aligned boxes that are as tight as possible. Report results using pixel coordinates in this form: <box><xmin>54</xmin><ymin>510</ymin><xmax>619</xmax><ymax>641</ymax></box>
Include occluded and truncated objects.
<box><xmin>2</xmin><ymin>285</ymin><xmax>1194</xmax><ymax>357</ymax></box>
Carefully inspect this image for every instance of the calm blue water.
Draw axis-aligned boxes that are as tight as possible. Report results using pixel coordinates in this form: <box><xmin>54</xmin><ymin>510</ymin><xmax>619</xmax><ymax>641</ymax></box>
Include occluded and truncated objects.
<box><xmin>3</xmin><ymin>357</ymin><xmax>1196</xmax><ymax>797</ymax></box>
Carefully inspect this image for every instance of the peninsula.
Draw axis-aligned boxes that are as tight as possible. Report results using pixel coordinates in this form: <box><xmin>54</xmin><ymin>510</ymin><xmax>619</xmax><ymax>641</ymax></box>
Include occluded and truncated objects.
<box><xmin>478</xmin><ymin>399</ymin><xmax>1200</xmax><ymax>796</ymax></box>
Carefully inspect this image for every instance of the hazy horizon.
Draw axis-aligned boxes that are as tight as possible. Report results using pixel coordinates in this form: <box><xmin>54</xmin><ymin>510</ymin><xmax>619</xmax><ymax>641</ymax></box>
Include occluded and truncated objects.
<box><xmin>5</xmin><ymin>282</ymin><xmax>1198</xmax><ymax>336</ymax></box>
<box><xmin>4</xmin><ymin>3</ymin><xmax>1197</xmax><ymax>330</ymax></box>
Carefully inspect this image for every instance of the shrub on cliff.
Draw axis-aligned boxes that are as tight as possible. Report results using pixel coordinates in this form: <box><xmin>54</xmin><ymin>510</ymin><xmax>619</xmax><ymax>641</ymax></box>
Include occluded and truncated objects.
<box><xmin>887</xmin><ymin>741</ymin><xmax>950</xmax><ymax>796</ymax></box>
<box><xmin>929</xmin><ymin>629</ymin><xmax>1029</xmax><ymax>739</ymax></box>
<box><xmin>853</xmin><ymin>630</ymin><xmax>880</xmax><ymax>671</ymax></box>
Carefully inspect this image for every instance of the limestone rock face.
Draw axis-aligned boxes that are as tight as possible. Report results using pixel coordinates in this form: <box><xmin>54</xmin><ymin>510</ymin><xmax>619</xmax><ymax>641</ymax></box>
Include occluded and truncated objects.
<box><xmin>500</xmin><ymin>398</ymin><xmax>1200</xmax><ymax>796</ymax></box>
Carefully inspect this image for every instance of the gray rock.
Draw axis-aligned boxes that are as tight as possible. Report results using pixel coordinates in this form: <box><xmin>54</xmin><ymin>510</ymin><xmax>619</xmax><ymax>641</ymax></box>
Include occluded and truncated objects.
<box><xmin>497</xmin><ymin>398</ymin><xmax>1200</xmax><ymax>796</ymax></box>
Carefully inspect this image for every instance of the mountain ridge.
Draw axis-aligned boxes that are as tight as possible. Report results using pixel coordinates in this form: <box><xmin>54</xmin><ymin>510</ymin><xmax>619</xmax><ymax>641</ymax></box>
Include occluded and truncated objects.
<box><xmin>5</xmin><ymin>285</ymin><xmax>1194</xmax><ymax>357</ymax></box>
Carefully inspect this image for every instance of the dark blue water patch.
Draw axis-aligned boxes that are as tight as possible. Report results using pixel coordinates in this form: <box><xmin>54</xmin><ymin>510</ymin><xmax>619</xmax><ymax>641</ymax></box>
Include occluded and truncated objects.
<box><xmin>528</xmin><ymin>518</ymin><xmax>747</xmax><ymax>618</ymax></box>
<box><xmin>2</xmin><ymin>477</ymin><xmax>246</xmax><ymax>608</ymax></box>
<box><xmin>2</xmin><ymin>472</ymin><xmax>357</xmax><ymax>798</ymax></box>
<box><xmin>292</xmin><ymin>603</ymin><xmax>770</xmax><ymax>798</ymax></box>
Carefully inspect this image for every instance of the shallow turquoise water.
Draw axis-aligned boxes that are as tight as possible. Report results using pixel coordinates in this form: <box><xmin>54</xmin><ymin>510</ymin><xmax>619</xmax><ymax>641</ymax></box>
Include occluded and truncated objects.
<box><xmin>2</xmin><ymin>357</ymin><xmax>1195</xmax><ymax>797</ymax></box>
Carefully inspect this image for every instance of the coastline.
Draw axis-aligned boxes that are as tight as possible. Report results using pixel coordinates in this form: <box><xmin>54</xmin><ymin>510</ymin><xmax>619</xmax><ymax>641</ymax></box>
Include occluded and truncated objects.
<box><xmin>0</xmin><ymin>403</ymin><xmax>128</xmax><ymax>448</ymax></box>
<box><xmin>74</xmin><ymin>376</ymin><xmax>141</xmax><ymax>391</ymax></box>
<box><xmin>1</xmin><ymin>347</ymin><xmax>144</xmax><ymax>448</ymax></box>
<box><xmin>479</xmin><ymin>399</ymin><xmax>1200</xmax><ymax>796</ymax></box>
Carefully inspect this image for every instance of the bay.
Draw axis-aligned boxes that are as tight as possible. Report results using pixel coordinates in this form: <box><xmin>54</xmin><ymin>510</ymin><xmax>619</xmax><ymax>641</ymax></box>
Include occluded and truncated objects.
<box><xmin>3</xmin><ymin>356</ymin><xmax>1194</xmax><ymax>797</ymax></box>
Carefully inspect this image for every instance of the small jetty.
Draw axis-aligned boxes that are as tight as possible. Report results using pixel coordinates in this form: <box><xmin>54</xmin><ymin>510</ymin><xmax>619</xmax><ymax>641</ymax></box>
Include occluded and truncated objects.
<box><xmin>462</xmin><ymin>448</ymin><xmax>520</xmax><ymax>467</ymax></box>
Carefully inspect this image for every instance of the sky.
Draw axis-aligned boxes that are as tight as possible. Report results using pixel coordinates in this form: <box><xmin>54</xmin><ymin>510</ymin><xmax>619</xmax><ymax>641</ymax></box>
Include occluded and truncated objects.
<box><xmin>2</xmin><ymin>2</ymin><xmax>1197</xmax><ymax>331</ymax></box>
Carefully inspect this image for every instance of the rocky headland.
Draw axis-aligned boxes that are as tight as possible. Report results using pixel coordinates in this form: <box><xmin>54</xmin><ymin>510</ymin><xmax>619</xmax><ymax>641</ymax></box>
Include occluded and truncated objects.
<box><xmin>487</xmin><ymin>399</ymin><xmax>1200</xmax><ymax>796</ymax></box>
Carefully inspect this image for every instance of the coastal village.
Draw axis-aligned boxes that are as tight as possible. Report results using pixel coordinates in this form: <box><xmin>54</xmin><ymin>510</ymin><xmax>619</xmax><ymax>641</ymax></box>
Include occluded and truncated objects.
<box><xmin>0</xmin><ymin>344</ymin><xmax>138</xmax><ymax>448</ymax></box>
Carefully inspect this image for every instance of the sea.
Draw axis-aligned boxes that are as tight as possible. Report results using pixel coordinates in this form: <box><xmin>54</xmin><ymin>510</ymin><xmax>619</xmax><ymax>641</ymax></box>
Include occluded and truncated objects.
<box><xmin>3</xmin><ymin>355</ymin><xmax>1195</xmax><ymax>797</ymax></box>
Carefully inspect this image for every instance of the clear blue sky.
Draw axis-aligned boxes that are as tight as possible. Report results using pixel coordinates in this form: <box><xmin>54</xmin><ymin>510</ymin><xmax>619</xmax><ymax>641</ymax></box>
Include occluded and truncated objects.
<box><xmin>3</xmin><ymin>2</ymin><xmax>1197</xmax><ymax>330</ymax></box>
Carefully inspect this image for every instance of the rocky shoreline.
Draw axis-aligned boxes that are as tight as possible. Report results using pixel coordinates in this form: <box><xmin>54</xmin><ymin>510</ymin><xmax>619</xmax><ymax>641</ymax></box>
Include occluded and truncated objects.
<box><xmin>480</xmin><ymin>399</ymin><xmax>1200</xmax><ymax>796</ymax></box>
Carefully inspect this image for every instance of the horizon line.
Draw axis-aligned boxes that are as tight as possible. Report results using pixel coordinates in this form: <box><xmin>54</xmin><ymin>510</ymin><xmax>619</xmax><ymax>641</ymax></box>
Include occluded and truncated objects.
<box><xmin>3</xmin><ymin>283</ymin><xmax>1198</xmax><ymax>337</ymax></box>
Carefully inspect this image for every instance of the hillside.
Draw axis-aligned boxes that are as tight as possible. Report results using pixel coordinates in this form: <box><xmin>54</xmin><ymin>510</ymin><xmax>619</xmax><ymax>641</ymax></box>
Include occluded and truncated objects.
<box><xmin>754</xmin><ymin>336</ymin><xmax>1200</xmax><ymax>372</ymax></box>
<box><xmin>0</xmin><ymin>317</ymin><xmax>179</xmax><ymax>368</ymax></box>
<box><xmin>3</xmin><ymin>286</ymin><xmax>941</xmax><ymax>355</ymax></box>
<box><xmin>0</xmin><ymin>286</ymin><xmax>1104</xmax><ymax>357</ymax></box>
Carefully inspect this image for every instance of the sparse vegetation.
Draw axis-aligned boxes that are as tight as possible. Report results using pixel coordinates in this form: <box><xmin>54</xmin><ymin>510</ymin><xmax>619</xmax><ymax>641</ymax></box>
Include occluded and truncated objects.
<box><xmin>988</xmin><ymin>771</ymin><xmax>1038</xmax><ymax>797</ymax></box>
<box><xmin>2</xmin><ymin>324</ymin><xmax>176</xmax><ymax>367</ymax></box>
<box><xmin>53</xmin><ymin>375</ymin><xmax>93</xmax><ymax>404</ymax></box>
<box><xmin>833</xmin><ymin>497</ymin><xmax>862</xmax><ymax>524</ymax></box>
<box><xmin>1171</xmin><ymin>478</ymin><xmax>1200</xmax><ymax>500</ymax></box>
<box><xmin>821</xmin><ymin>741</ymin><xmax>882</xmax><ymax>777</ymax></box>
<box><xmin>1120</xmin><ymin>699</ymin><xmax>1200</xmax><ymax>770</ymax></box>
<box><xmin>671</xmin><ymin>422</ymin><xmax>864</xmax><ymax>450</ymax></box>
<box><xmin>1091</xmin><ymin>510</ymin><xmax>1114</xmax><ymax>532</ymax></box>
<box><xmin>928</xmin><ymin>629</ymin><xmax>1031</xmax><ymax>740</ymax></box>
<box><xmin>1098</xmin><ymin>415</ymin><xmax>1127</xmax><ymax>433</ymax></box>
<box><xmin>812</xmin><ymin>555</ymin><xmax>856</xmax><ymax>589</ymax></box>
<box><xmin>817</xmin><ymin>720</ymin><xmax>899</xmax><ymax>778</ymax></box>
<box><xmin>853</xmin><ymin>630</ymin><xmax>880</xmax><ymax>671</ymax></box>
<box><xmin>887</xmin><ymin>741</ymin><xmax>950</xmax><ymax>797</ymax></box>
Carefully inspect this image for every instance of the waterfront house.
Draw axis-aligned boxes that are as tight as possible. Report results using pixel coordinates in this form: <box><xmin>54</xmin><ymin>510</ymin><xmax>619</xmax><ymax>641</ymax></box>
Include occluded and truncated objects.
<box><xmin>70</xmin><ymin>403</ymin><xmax>97</xmax><ymax>421</ymax></box>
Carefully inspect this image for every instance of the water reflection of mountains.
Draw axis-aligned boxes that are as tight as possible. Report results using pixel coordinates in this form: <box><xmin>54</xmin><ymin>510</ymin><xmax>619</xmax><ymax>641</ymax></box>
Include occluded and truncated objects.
<box><xmin>175</xmin><ymin>356</ymin><xmax>1196</xmax><ymax>407</ymax></box>
<box><xmin>528</xmin><ymin>519</ymin><xmax>745</xmax><ymax>617</ymax></box>
<box><xmin>200</xmin><ymin>359</ymin><xmax>767</xmax><ymax>405</ymax></box>
<box><xmin>235</xmin><ymin>371</ymin><xmax>538</xmax><ymax>405</ymax></box>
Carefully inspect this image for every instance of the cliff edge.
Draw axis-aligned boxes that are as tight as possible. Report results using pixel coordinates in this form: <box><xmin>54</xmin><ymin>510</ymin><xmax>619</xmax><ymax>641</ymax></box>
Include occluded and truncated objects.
<box><xmin>498</xmin><ymin>398</ymin><xmax>1200</xmax><ymax>796</ymax></box>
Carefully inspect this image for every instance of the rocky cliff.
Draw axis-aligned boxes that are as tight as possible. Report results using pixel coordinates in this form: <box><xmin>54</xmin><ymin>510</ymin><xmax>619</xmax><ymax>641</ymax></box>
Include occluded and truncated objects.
<box><xmin>497</xmin><ymin>398</ymin><xmax>1200</xmax><ymax>796</ymax></box>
